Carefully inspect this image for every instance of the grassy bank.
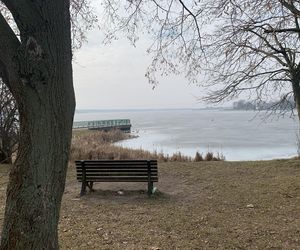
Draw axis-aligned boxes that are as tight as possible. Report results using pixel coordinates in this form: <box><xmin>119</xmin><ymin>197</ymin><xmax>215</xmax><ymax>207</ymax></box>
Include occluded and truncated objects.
<box><xmin>61</xmin><ymin>159</ymin><xmax>299</xmax><ymax>249</ymax></box>
<box><xmin>70</xmin><ymin>129</ymin><xmax>225</xmax><ymax>162</ymax></box>
<box><xmin>62</xmin><ymin>159</ymin><xmax>300</xmax><ymax>249</ymax></box>
<box><xmin>0</xmin><ymin>157</ymin><xmax>298</xmax><ymax>248</ymax></box>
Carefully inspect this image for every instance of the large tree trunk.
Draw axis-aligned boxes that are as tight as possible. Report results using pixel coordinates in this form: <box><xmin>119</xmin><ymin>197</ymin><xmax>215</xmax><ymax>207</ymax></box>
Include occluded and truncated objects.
<box><xmin>0</xmin><ymin>1</ymin><xmax>75</xmax><ymax>249</ymax></box>
<box><xmin>1</xmin><ymin>92</ymin><xmax>75</xmax><ymax>249</ymax></box>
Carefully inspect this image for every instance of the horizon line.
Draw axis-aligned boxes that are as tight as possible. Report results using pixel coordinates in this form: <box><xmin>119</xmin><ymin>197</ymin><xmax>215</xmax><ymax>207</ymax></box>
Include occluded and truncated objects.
<box><xmin>75</xmin><ymin>107</ymin><xmax>231</xmax><ymax>112</ymax></box>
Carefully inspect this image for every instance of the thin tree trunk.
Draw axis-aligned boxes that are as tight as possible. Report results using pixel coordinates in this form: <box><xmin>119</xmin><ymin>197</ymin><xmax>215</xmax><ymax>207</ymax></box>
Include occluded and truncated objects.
<box><xmin>0</xmin><ymin>1</ymin><xmax>75</xmax><ymax>249</ymax></box>
<box><xmin>0</xmin><ymin>134</ymin><xmax>14</xmax><ymax>164</ymax></box>
<box><xmin>292</xmin><ymin>82</ymin><xmax>300</xmax><ymax>155</ymax></box>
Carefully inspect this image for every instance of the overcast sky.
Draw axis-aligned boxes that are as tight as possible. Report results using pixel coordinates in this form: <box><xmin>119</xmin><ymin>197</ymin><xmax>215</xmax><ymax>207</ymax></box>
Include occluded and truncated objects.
<box><xmin>72</xmin><ymin>22</ymin><xmax>206</xmax><ymax>110</ymax></box>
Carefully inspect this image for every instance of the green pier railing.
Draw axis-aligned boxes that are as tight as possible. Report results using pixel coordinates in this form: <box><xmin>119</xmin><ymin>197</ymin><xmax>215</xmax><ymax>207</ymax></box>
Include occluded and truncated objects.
<box><xmin>73</xmin><ymin>119</ymin><xmax>131</xmax><ymax>130</ymax></box>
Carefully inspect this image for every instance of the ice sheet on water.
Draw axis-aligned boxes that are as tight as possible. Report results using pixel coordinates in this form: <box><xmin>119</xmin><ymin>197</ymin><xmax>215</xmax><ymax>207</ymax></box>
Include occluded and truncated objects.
<box><xmin>75</xmin><ymin>109</ymin><xmax>298</xmax><ymax>161</ymax></box>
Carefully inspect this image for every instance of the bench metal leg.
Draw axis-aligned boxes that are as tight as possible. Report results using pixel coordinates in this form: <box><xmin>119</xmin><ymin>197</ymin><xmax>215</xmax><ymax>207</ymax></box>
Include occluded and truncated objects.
<box><xmin>87</xmin><ymin>181</ymin><xmax>94</xmax><ymax>192</ymax></box>
<box><xmin>80</xmin><ymin>181</ymin><xmax>87</xmax><ymax>196</ymax></box>
<box><xmin>80</xmin><ymin>161</ymin><xmax>87</xmax><ymax>196</ymax></box>
<box><xmin>148</xmin><ymin>181</ymin><xmax>154</xmax><ymax>196</ymax></box>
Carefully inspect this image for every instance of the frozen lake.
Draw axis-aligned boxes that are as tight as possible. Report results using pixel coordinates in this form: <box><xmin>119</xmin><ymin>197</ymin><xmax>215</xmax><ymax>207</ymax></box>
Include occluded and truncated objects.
<box><xmin>74</xmin><ymin>109</ymin><xmax>299</xmax><ymax>161</ymax></box>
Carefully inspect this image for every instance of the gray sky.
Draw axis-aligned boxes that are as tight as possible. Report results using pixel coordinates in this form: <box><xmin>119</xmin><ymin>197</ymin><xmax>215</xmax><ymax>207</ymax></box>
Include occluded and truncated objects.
<box><xmin>72</xmin><ymin>25</ymin><xmax>206</xmax><ymax>110</ymax></box>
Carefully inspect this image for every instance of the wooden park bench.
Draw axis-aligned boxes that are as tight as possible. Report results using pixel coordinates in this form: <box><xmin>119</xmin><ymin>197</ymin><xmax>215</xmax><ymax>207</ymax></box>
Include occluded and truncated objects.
<box><xmin>75</xmin><ymin>160</ymin><xmax>158</xmax><ymax>196</ymax></box>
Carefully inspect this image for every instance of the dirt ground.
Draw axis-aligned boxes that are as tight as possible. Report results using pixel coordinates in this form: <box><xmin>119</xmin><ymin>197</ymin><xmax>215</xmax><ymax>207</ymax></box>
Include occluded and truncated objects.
<box><xmin>59</xmin><ymin>160</ymin><xmax>300</xmax><ymax>250</ymax></box>
<box><xmin>0</xmin><ymin>159</ymin><xmax>299</xmax><ymax>249</ymax></box>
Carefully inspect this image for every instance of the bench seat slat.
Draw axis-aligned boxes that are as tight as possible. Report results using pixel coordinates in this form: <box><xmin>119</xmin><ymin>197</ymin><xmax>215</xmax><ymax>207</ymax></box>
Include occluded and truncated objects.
<box><xmin>77</xmin><ymin>176</ymin><xmax>158</xmax><ymax>179</ymax></box>
<box><xmin>76</xmin><ymin>164</ymin><xmax>157</xmax><ymax>168</ymax></box>
<box><xmin>77</xmin><ymin>174</ymin><xmax>157</xmax><ymax>179</ymax></box>
<box><xmin>76</xmin><ymin>169</ymin><xmax>157</xmax><ymax>173</ymax></box>
<box><xmin>78</xmin><ymin>178</ymin><xmax>158</xmax><ymax>182</ymax></box>
<box><xmin>75</xmin><ymin>160</ymin><xmax>157</xmax><ymax>164</ymax></box>
<box><xmin>76</xmin><ymin>167</ymin><xmax>157</xmax><ymax>170</ymax></box>
<box><xmin>77</xmin><ymin>172</ymin><xmax>157</xmax><ymax>177</ymax></box>
<box><xmin>78</xmin><ymin>180</ymin><xmax>158</xmax><ymax>182</ymax></box>
<box><xmin>75</xmin><ymin>163</ymin><xmax>157</xmax><ymax>167</ymax></box>
<box><xmin>78</xmin><ymin>177</ymin><xmax>158</xmax><ymax>180</ymax></box>
<box><xmin>77</xmin><ymin>170</ymin><xmax>157</xmax><ymax>173</ymax></box>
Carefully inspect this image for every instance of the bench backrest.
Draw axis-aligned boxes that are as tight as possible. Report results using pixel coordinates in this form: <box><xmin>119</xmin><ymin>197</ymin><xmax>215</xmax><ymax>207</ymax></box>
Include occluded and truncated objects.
<box><xmin>75</xmin><ymin>160</ymin><xmax>158</xmax><ymax>182</ymax></box>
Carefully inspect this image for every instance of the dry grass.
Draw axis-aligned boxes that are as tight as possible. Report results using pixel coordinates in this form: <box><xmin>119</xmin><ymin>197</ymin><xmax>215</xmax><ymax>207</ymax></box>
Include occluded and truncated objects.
<box><xmin>0</xmin><ymin>159</ymin><xmax>299</xmax><ymax>249</ymax></box>
<box><xmin>70</xmin><ymin>129</ymin><xmax>225</xmax><ymax>162</ymax></box>
<box><xmin>59</xmin><ymin>159</ymin><xmax>300</xmax><ymax>249</ymax></box>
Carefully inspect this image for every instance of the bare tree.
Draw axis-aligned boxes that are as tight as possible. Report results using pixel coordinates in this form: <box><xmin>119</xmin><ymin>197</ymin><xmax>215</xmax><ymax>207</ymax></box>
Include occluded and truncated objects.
<box><xmin>101</xmin><ymin>0</ymin><xmax>300</xmax><ymax>122</ymax></box>
<box><xmin>101</xmin><ymin>0</ymin><xmax>205</xmax><ymax>84</ymax></box>
<box><xmin>70</xmin><ymin>0</ymin><xmax>98</xmax><ymax>49</ymax></box>
<box><xmin>0</xmin><ymin>78</ymin><xmax>18</xmax><ymax>164</ymax></box>
<box><xmin>200</xmin><ymin>1</ymin><xmax>300</xmax><ymax>118</ymax></box>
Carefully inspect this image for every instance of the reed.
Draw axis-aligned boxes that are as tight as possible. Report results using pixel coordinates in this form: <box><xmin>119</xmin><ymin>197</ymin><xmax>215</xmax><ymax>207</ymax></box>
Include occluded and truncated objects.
<box><xmin>70</xmin><ymin>129</ymin><xmax>225</xmax><ymax>162</ymax></box>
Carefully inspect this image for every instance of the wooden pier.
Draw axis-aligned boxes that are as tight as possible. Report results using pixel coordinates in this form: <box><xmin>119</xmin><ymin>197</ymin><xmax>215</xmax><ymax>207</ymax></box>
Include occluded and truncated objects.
<box><xmin>73</xmin><ymin>119</ymin><xmax>131</xmax><ymax>133</ymax></box>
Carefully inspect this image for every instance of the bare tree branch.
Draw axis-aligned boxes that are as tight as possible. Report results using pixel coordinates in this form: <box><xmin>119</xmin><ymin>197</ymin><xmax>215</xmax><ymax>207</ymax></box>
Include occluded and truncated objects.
<box><xmin>0</xmin><ymin>12</ymin><xmax>20</xmax><ymax>70</ymax></box>
<box><xmin>280</xmin><ymin>0</ymin><xmax>300</xmax><ymax>17</ymax></box>
<box><xmin>264</xmin><ymin>27</ymin><xmax>300</xmax><ymax>33</ymax></box>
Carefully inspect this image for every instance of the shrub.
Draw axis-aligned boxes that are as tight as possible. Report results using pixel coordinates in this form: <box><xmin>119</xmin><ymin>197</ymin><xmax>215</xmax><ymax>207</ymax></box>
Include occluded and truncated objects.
<box><xmin>194</xmin><ymin>152</ymin><xmax>203</xmax><ymax>162</ymax></box>
<box><xmin>204</xmin><ymin>152</ymin><xmax>214</xmax><ymax>161</ymax></box>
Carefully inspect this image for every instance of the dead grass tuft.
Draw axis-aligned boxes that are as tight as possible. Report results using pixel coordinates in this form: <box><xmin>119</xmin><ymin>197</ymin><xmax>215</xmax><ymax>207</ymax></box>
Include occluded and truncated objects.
<box><xmin>194</xmin><ymin>151</ymin><xmax>203</xmax><ymax>161</ymax></box>
<box><xmin>70</xmin><ymin>129</ymin><xmax>225</xmax><ymax>162</ymax></box>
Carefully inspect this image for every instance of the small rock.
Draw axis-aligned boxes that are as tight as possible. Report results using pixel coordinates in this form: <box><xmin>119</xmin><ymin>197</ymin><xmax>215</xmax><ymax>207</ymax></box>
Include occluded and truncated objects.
<box><xmin>246</xmin><ymin>204</ymin><xmax>254</xmax><ymax>208</ymax></box>
<box><xmin>117</xmin><ymin>190</ymin><xmax>124</xmax><ymax>195</ymax></box>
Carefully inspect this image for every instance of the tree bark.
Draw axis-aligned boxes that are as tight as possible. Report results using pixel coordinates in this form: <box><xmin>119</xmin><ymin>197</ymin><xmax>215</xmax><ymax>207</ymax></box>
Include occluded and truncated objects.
<box><xmin>0</xmin><ymin>1</ymin><xmax>75</xmax><ymax>249</ymax></box>
<box><xmin>292</xmin><ymin>80</ymin><xmax>300</xmax><ymax>137</ymax></box>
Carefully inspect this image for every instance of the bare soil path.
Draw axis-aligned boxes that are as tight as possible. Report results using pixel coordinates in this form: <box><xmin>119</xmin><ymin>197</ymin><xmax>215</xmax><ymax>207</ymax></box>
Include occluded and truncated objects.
<box><xmin>57</xmin><ymin>160</ymin><xmax>300</xmax><ymax>249</ymax></box>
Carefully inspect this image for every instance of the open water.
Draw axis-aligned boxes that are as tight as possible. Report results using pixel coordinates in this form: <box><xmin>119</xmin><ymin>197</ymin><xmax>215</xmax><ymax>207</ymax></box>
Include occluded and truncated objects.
<box><xmin>74</xmin><ymin>109</ymin><xmax>299</xmax><ymax>161</ymax></box>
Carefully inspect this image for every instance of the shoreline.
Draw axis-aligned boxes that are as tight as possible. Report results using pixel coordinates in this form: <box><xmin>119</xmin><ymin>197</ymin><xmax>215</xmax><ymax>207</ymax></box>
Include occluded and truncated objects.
<box><xmin>72</xmin><ymin>128</ymin><xmax>298</xmax><ymax>162</ymax></box>
<box><xmin>73</xmin><ymin>129</ymin><xmax>298</xmax><ymax>162</ymax></box>
<box><xmin>115</xmin><ymin>133</ymin><xmax>298</xmax><ymax>161</ymax></box>
<box><xmin>71</xmin><ymin>129</ymin><xmax>225</xmax><ymax>162</ymax></box>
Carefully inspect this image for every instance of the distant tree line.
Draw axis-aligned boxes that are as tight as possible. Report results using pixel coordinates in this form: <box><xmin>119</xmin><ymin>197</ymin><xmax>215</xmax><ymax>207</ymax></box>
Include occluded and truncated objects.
<box><xmin>233</xmin><ymin>97</ymin><xmax>295</xmax><ymax>111</ymax></box>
